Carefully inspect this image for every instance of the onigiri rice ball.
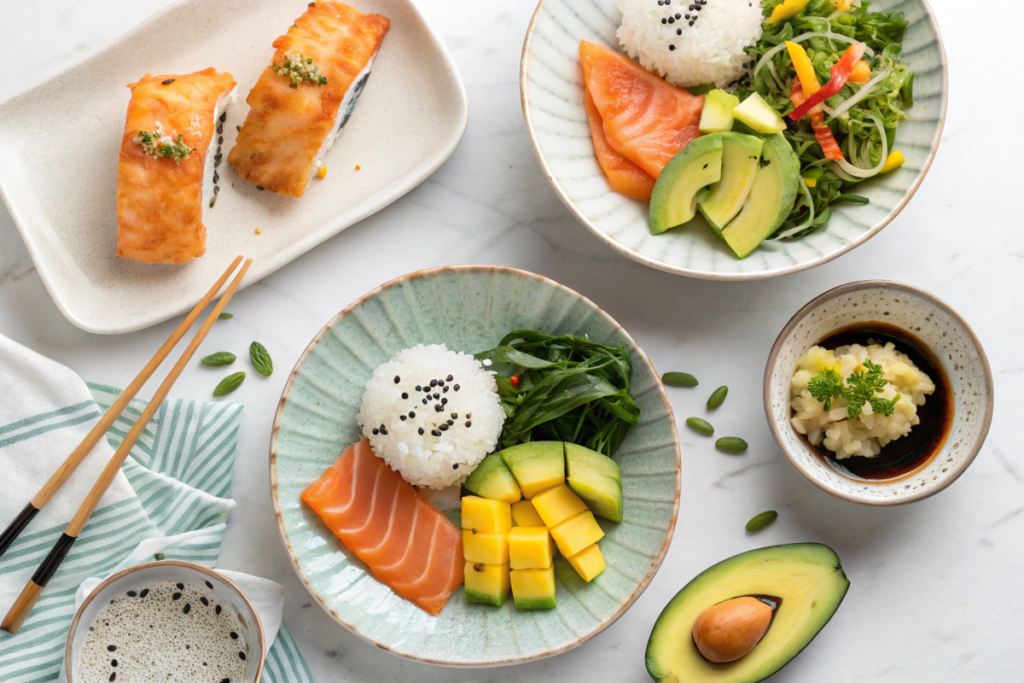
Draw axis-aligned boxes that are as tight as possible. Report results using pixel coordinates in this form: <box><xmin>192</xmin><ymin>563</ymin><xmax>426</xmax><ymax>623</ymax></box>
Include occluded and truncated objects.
<box><xmin>356</xmin><ymin>344</ymin><xmax>505</xmax><ymax>489</ymax></box>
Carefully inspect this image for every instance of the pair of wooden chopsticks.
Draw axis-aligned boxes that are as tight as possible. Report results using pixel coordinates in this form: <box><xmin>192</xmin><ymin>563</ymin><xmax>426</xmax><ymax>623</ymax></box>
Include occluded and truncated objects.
<box><xmin>0</xmin><ymin>256</ymin><xmax>252</xmax><ymax>634</ymax></box>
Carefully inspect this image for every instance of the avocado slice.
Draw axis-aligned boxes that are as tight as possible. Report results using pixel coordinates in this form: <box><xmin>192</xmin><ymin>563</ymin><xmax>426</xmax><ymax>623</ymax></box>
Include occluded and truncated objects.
<box><xmin>649</xmin><ymin>134</ymin><xmax>723</xmax><ymax>235</ymax></box>
<box><xmin>501</xmin><ymin>442</ymin><xmax>565</xmax><ymax>499</ymax></box>
<box><xmin>699</xmin><ymin>90</ymin><xmax>740</xmax><ymax>134</ymax></box>
<box><xmin>645</xmin><ymin>543</ymin><xmax>849</xmax><ymax>683</ymax></box>
<box><xmin>719</xmin><ymin>133</ymin><xmax>799</xmax><ymax>259</ymax></box>
<box><xmin>698</xmin><ymin>133</ymin><xmax>764</xmax><ymax>235</ymax></box>
<box><xmin>464</xmin><ymin>452</ymin><xmax>522</xmax><ymax>503</ymax></box>
<box><xmin>565</xmin><ymin>443</ymin><xmax>623</xmax><ymax>523</ymax></box>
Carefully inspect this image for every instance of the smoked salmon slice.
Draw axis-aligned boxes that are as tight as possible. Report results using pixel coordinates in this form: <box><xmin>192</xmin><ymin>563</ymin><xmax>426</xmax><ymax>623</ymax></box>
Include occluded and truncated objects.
<box><xmin>580</xmin><ymin>40</ymin><xmax>704</xmax><ymax>180</ymax></box>
<box><xmin>584</xmin><ymin>84</ymin><xmax>655</xmax><ymax>201</ymax></box>
<box><xmin>302</xmin><ymin>439</ymin><xmax>464</xmax><ymax>616</ymax></box>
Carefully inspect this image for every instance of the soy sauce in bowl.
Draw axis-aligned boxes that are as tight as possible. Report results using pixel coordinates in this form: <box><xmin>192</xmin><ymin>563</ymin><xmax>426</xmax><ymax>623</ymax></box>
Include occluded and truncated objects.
<box><xmin>808</xmin><ymin>322</ymin><xmax>954</xmax><ymax>481</ymax></box>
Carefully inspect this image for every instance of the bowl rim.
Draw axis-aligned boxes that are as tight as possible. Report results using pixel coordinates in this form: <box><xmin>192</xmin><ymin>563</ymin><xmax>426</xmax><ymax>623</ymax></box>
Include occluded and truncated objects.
<box><xmin>762</xmin><ymin>279</ymin><xmax>994</xmax><ymax>506</ymax></box>
<box><xmin>268</xmin><ymin>264</ymin><xmax>682</xmax><ymax>667</ymax></box>
<box><xmin>518</xmin><ymin>0</ymin><xmax>949</xmax><ymax>281</ymax></box>
<box><xmin>64</xmin><ymin>560</ymin><xmax>267</xmax><ymax>683</ymax></box>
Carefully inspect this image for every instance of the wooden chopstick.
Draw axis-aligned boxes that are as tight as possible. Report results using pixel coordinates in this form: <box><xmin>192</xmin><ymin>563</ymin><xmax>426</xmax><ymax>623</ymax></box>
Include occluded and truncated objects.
<box><xmin>1</xmin><ymin>258</ymin><xmax>253</xmax><ymax>635</ymax></box>
<box><xmin>0</xmin><ymin>256</ymin><xmax>244</xmax><ymax>561</ymax></box>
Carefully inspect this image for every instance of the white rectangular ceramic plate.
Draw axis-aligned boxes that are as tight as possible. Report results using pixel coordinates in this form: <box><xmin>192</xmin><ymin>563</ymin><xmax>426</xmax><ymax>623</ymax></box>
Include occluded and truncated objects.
<box><xmin>0</xmin><ymin>0</ymin><xmax>467</xmax><ymax>334</ymax></box>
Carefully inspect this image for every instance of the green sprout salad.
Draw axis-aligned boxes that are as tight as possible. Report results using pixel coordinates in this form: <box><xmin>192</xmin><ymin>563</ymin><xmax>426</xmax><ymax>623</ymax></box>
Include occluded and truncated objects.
<box><xmin>738</xmin><ymin>0</ymin><xmax>914</xmax><ymax>240</ymax></box>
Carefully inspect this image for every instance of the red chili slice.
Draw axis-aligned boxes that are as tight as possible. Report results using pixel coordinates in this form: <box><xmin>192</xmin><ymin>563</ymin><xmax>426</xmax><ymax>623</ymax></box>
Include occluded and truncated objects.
<box><xmin>790</xmin><ymin>77</ymin><xmax>844</xmax><ymax>162</ymax></box>
<box><xmin>788</xmin><ymin>42</ymin><xmax>867</xmax><ymax>122</ymax></box>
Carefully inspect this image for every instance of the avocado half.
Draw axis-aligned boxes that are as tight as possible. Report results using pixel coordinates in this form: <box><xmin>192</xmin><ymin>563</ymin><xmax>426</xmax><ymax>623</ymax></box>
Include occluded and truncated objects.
<box><xmin>646</xmin><ymin>544</ymin><xmax>849</xmax><ymax>683</ymax></box>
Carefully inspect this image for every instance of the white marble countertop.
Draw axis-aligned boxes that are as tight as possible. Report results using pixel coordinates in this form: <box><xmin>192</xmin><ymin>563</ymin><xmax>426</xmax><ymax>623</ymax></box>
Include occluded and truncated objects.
<box><xmin>0</xmin><ymin>0</ymin><xmax>1019</xmax><ymax>680</ymax></box>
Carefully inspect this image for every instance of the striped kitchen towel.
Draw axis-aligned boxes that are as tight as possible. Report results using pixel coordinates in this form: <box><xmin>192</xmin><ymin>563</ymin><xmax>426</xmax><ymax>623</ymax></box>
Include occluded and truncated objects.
<box><xmin>0</xmin><ymin>334</ymin><xmax>314</xmax><ymax>683</ymax></box>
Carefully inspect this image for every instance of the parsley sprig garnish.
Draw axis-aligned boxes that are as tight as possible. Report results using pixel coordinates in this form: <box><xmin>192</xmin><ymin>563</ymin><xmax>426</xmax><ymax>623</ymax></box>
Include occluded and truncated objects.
<box><xmin>134</xmin><ymin>128</ymin><xmax>194</xmax><ymax>162</ymax></box>
<box><xmin>807</xmin><ymin>360</ymin><xmax>901</xmax><ymax>420</ymax></box>
<box><xmin>272</xmin><ymin>51</ymin><xmax>327</xmax><ymax>87</ymax></box>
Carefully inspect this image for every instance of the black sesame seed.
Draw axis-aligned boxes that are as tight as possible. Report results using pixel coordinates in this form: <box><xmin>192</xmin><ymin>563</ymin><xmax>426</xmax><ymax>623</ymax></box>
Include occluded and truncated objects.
<box><xmin>177</xmin><ymin>583</ymin><xmax>184</xmax><ymax>590</ymax></box>
<box><xmin>677</xmin><ymin>28</ymin><xmax>682</xmax><ymax>34</ymax></box>
<box><xmin>111</xmin><ymin>659</ymin><xmax>118</xmax><ymax>667</ymax></box>
<box><xmin>418</xmin><ymin>428</ymin><xmax>425</xmax><ymax>435</ymax></box>
<box><xmin>256</xmin><ymin>185</ymin><xmax>265</xmax><ymax>191</ymax></box>
<box><xmin>108</xmin><ymin>645</ymin><xmax>117</xmax><ymax>652</ymax></box>
<box><xmin>230</xmin><ymin>632</ymin><xmax>238</xmax><ymax>640</ymax></box>
<box><xmin>415</xmin><ymin>385</ymin><xmax>422</xmax><ymax>391</ymax></box>
<box><xmin>214</xmin><ymin>152</ymin><xmax>223</xmax><ymax>161</ymax></box>
<box><xmin>465</xmin><ymin>421</ymin><xmax>472</xmax><ymax>428</ymax></box>
<box><xmin>435</xmin><ymin>404</ymin><xmax>444</xmax><ymax>412</ymax></box>
<box><xmin>441</xmin><ymin>398</ymin><xmax>448</xmax><ymax>405</ymax></box>
<box><xmin>430</xmin><ymin>379</ymin><xmax>437</xmax><ymax>387</ymax></box>
<box><xmin>216</xmin><ymin>605</ymin><xmax>222</xmax><ymax>615</ymax></box>
<box><xmin>447</xmin><ymin>420</ymin><xmax>454</xmax><ymax>426</ymax></box>
<box><xmin>222</xmin><ymin>679</ymin><xmax>230</xmax><ymax>683</ymax></box>
<box><xmin>372</xmin><ymin>428</ymin><xmax>379</xmax><ymax>435</ymax></box>
<box><xmin>218</xmin><ymin>135</ymin><xmax>224</xmax><ymax>145</ymax></box>
<box><xmin>201</xmin><ymin>597</ymin><xmax>209</xmax><ymax>606</ymax></box>
<box><xmin>668</xmin><ymin>17</ymin><xmax>675</xmax><ymax>23</ymax></box>
<box><xmin>219</xmin><ymin>112</ymin><xmax>227</xmax><ymax>123</ymax></box>
<box><xmin>442</xmin><ymin>385</ymin><xmax>449</xmax><ymax>393</ymax></box>
<box><xmin>661</xmin><ymin>18</ymin><xmax>667</xmax><ymax>23</ymax></box>
<box><xmin>423</xmin><ymin>386</ymin><xmax>431</xmax><ymax>393</ymax></box>
<box><xmin>409</xmin><ymin>411</ymin><xmax>416</xmax><ymax>418</ymax></box>
<box><xmin>451</xmin><ymin>412</ymin><xmax>458</xmax><ymax>419</ymax></box>
<box><xmin>446</xmin><ymin>375</ymin><xmax>453</xmax><ymax>382</ymax></box>
<box><xmin>110</xmin><ymin>673</ymin><xmax>116</xmax><ymax>682</ymax></box>
<box><xmin>676</xmin><ymin>12</ymin><xmax>681</xmax><ymax>18</ymax></box>
<box><xmin>689</xmin><ymin>20</ymin><xmax>695</xmax><ymax>25</ymax></box>
<box><xmin>422</xmin><ymin>398</ymin><xmax>428</xmax><ymax>405</ymax></box>
<box><xmin>183</xmin><ymin>603</ymin><xmax>191</xmax><ymax>614</ymax></box>
<box><xmin>239</xmin><ymin>652</ymin><xmax>246</xmax><ymax>661</ymax></box>
<box><xmin>453</xmin><ymin>464</ymin><xmax>459</xmax><ymax>470</ymax></box>
<box><xmin>401</xmin><ymin>392</ymin><xmax>409</xmax><ymax>399</ymax></box>
<box><xmin>400</xmin><ymin>415</ymin><xmax>407</xmax><ymax>421</ymax></box>
<box><xmin>433</xmin><ymin>393</ymin><xmax>440</xmax><ymax>399</ymax></box>
<box><xmin>432</xmin><ymin>430</ymin><xmax>441</xmax><ymax>437</ymax></box>
<box><xmin>162</xmin><ymin>79</ymin><xmax>175</xmax><ymax>85</ymax></box>
<box><xmin>440</xmin><ymin>424</ymin><xmax>449</xmax><ymax>431</ymax></box>
<box><xmin>394</xmin><ymin>375</ymin><xmax>400</xmax><ymax>384</ymax></box>
<box><xmin>454</xmin><ymin>384</ymin><xmax>460</xmax><ymax>391</ymax></box>
<box><xmin>172</xmin><ymin>593</ymin><xmax>182</xmax><ymax>601</ymax></box>
<box><xmin>140</xmin><ymin>589</ymin><xmax>149</xmax><ymax>597</ymax></box>
<box><xmin>126</xmin><ymin>591</ymin><xmax>137</xmax><ymax>597</ymax></box>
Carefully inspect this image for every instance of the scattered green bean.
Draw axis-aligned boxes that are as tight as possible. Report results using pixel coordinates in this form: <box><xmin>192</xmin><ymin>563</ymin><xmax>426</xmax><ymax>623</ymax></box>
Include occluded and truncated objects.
<box><xmin>201</xmin><ymin>351</ymin><xmax>236</xmax><ymax>367</ymax></box>
<box><xmin>686</xmin><ymin>417</ymin><xmax>715</xmax><ymax>435</ymax></box>
<box><xmin>662</xmin><ymin>372</ymin><xmax>698</xmax><ymax>387</ymax></box>
<box><xmin>213</xmin><ymin>371</ymin><xmax>246</xmax><ymax>396</ymax></box>
<box><xmin>716</xmin><ymin>437</ymin><xmax>748</xmax><ymax>453</ymax></box>
<box><xmin>250</xmin><ymin>342</ymin><xmax>274</xmax><ymax>376</ymax></box>
<box><xmin>745</xmin><ymin>511</ymin><xmax>778</xmax><ymax>533</ymax></box>
<box><xmin>154</xmin><ymin>552</ymin><xmax>166</xmax><ymax>561</ymax></box>
<box><xmin>218</xmin><ymin>312</ymin><xmax>233</xmax><ymax>320</ymax></box>
<box><xmin>706</xmin><ymin>386</ymin><xmax>729</xmax><ymax>410</ymax></box>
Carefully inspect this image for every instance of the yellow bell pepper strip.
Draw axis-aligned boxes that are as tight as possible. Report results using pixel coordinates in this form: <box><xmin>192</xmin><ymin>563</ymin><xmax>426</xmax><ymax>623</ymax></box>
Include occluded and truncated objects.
<box><xmin>880</xmin><ymin>150</ymin><xmax>905</xmax><ymax>173</ymax></box>
<box><xmin>849</xmin><ymin>61</ymin><xmax>871</xmax><ymax>83</ymax></box>
<box><xmin>790</xmin><ymin>42</ymin><xmax>867</xmax><ymax>121</ymax></box>
<box><xmin>768</xmin><ymin>0</ymin><xmax>812</xmax><ymax>23</ymax></box>
<box><xmin>786</xmin><ymin>41</ymin><xmax>820</xmax><ymax>98</ymax></box>
<box><xmin>790</xmin><ymin>76</ymin><xmax>845</xmax><ymax>161</ymax></box>
<box><xmin>802</xmin><ymin>176</ymin><xmax>818</xmax><ymax>188</ymax></box>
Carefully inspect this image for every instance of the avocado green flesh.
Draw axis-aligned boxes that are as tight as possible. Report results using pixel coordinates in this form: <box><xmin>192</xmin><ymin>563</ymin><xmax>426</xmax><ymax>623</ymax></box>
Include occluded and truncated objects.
<box><xmin>699</xmin><ymin>133</ymin><xmax>764</xmax><ymax>235</ymax></box>
<box><xmin>719</xmin><ymin>133</ymin><xmax>799</xmax><ymax>259</ymax></box>
<box><xmin>646</xmin><ymin>543</ymin><xmax>849</xmax><ymax>683</ymax></box>
<box><xmin>565</xmin><ymin>443</ymin><xmax>623</xmax><ymax>523</ymax></box>
<box><xmin>500</xmin><ymin>441</ymin><xmax>565</xmax><ymax>495</ymax></box>
<box><xmin>466</xmin><ymin>588</ymin><xmax>509</xmax><ymax>607</ymax></box>
<box><xmin>649</xmin><ymin>134</ymin><xmax>724</xmax><ymax>235</ymax></box>
<box><xmin>464</xmin><ymin>452</ymin><xmax>522</xmax><ymax>503</ymax></box>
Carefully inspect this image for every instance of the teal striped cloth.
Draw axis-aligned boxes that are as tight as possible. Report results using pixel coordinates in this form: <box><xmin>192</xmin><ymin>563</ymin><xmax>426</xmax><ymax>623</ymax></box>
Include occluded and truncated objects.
<box><xmin>0</xmin><ymin>339</ymin><xmax>314</xmax><ymax>683</ymax></box>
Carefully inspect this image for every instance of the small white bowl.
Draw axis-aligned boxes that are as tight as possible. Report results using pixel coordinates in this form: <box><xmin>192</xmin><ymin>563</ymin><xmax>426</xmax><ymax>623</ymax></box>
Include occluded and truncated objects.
<box><xmin>65</xmin><ymin>561</ymin><xmax>266</xmax><ymax>683</ymax></box>
<box><xmin>764</xmin><ymin>280</ymin><xmax>994</xmax><ymax>505</ymax></box>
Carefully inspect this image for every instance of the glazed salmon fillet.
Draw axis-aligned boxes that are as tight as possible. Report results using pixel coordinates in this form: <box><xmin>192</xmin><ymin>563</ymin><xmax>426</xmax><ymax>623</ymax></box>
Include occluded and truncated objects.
<box><xmin>580</xmin><ymin>40</ymin><xmax>704</xmax><ymax>179</ymax></box>
<box><xmin>302</xmin><ymin>439</ymin><xmax>465</xmax><ymax>616</ymax></box>
<box><xmin>116</xmin><ymin>68</ymin><xmax>236</xmax><ymax>264</ymax></box>
<box><xmin>228</xmin><ymin>2</ymin><xmax>390</xmax><ymax>197</ymax></box>
<box><xmin>583</xmin><ymin>83</ymin><xmax>655</xmax><ymax>201</ymax></box>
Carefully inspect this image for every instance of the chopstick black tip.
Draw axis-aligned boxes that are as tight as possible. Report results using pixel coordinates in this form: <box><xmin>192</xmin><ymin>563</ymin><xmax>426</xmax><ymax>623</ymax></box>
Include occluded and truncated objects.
<box><xmin>31</xmin><ymin>533</ymin><xmax>78</xmax><ymax>587</ymax></box>
<box><xmin>0</xmin><ymin>503</ymin><xmax>40</xmax><ymax>560</ymax></box>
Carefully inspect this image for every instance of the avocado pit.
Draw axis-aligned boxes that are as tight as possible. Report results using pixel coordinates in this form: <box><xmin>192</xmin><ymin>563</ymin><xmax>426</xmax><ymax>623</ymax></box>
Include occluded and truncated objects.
<box><xmin>691</xmin><ymin>596</ymin><xmax>777</xmax><ymax>663</ymax></box>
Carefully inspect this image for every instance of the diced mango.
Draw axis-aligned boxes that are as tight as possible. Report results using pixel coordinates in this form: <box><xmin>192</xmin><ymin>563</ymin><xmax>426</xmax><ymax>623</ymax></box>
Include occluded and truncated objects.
<box><xmin>510</xmin><ymin>566</ymin><xmax>556</xmax><ymax>610</ymax></box>
<box><xmin>881</xmin><ymin>150</ymin><xmax>905</xmax><ymax>174</ymax></box>
<box><xmin>566</xmin><ymin>544</ymin><xmax>606</xmax><ymax>583</ymax></box>
<box><xmin>511</xmin><ymin>500</ymin><xmax>545</xmax><ymax>527</ymax></box>
<box><xmin>461</xmin><ymin>496</ymin><xmax>512</xmax><ymax>533</ymax></box>
<box><xmin>768</xmin><ymin>0</ymin><xmax>811</xmax><ymax>23</ymax></box>
<box><xmin>463</xmin><ymin>529</ymin><xmax>509</xmax><ymax>565</ymax></box>
<box><xmin>550</xmin><ymin>511</ymin><xmax>605</xmax><ymax>558</ymax></box>
<box><xmin>849</xmin><ymin>60</ymin><xmax>871</xmax><ymax>83</ymax></box>
<box><xmin>531</xmin><ymin>485</ymin><xmax>588</xmax><ymax>528</ymax></box>
<box><xmin>508</xmin><ymin>527</ymin><xmax>554</xmax><ymax>570</ymax></box>
<box><xmin>465</xmin><ymin>561</ymin><xmax>510</xmax><ymax>607</ymax></box>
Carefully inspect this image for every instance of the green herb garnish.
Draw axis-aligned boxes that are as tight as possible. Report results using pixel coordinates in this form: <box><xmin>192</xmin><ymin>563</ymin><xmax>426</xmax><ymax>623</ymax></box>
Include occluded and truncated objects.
<box><xmin>133</xmin><ymin>127</ymin><xmax>195</xmax><ymax>162</ymax></box>
<box><xmin>808</xmin><ymin>360</ymin><xmax>901</xmax><ymax>419</ymax></box>
<box><xmin>475</xmin><ymin>331</ymin><xmax>639</xmax><ymax>457</ymax></box>
<box><xmin>272</xmin><ymin>51</ymin><xmax>328</xmax><ymax>87</ymax></box>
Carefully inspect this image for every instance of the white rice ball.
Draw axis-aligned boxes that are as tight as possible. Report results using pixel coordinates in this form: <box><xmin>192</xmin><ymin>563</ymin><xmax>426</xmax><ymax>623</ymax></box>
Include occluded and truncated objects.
<box><xmin>616</xmin><ymin>0</ymin><xmax>764</xmax><ymax>88</ymax></box>
<box><xmin>356</xmin><ymin>344</ymin><xmax>505</xmax><ymax>490</ymax></box>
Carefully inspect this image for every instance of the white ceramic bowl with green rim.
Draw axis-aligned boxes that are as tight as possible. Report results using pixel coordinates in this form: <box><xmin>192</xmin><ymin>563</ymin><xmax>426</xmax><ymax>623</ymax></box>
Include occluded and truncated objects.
<box><xmin>520</xmin><ymin>0</ymin><xmax>947</xmax><ymax>280</ymax></box>
<box><xmin>763</xmin><ymin>280</ymin><xmax>994</xmax><ymax>505</ymax></box>
<box><xmin>270</xmin><ymin>265</ymin><xmax>681</xmax><ymax>666</ymax></box>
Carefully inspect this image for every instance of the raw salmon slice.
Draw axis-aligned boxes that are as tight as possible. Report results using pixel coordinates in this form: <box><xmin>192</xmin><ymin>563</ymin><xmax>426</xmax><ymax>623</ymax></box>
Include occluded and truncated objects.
<box><xmin>584</xmin><ymin>84</ymin><xmax>655</xmax><ymax>201</ymax></box>
<box><xmin>580</xmin><ymin>40</ymin><xmax>704</xmax><ymax>179</ymax></box>
<box><xmin>302</xmin><ymin>439</ymin><xmax>464</xmax><ymax>616</ymax></box>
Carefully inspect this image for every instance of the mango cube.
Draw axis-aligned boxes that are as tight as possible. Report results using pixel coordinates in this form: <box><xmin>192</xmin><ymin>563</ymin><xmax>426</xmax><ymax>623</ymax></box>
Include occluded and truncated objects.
<box><xmin>550</xmin><ymin>510</ymin><xmax>605</xmax><ymax>558</ymax></box>
<box><xmin>465</xmin><ymin>561</ymin><xmax>510</xmax><ymax>607</ymax></box>
<box><xmin>462</xmin><ymin>496</ymin><xmax>512</xmax><ymax>534</ymax></box>
<box><xmin>510</xmin><ymin>566</ymin><xmax>556</xmax><ymax>610</ymax></box>
<box><xmin>531</xmin><ymin>484</ymin><xmax>588</xmax><ymax>528</ymax></box>
<box><xmin>566</xmin><ymin>544</ymin><xmax>606</xmax><ymax>583</ymax></box>
<box><xmin>508</xmin><ymin>527</ymin><xmax>554</xmax><ymax>570</ymax></box>
<box><xmin>511</xmin><ymin>500</ymin><xmax>545</xmax><ymax>527</ymax></box>
<box><xmin>463</xmin><ymin>529</ymin><xmax>509</xmax><ymax>565</ymax></box>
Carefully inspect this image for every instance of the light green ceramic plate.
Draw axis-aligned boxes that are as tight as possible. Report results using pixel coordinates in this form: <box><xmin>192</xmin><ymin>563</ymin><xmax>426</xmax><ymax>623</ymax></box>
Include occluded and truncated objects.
<box><xmin>521</xmin><ymin>0</ymin><xmax>947</xmax><ymax>280</ymax></box>
<box><xmin>270</xmin><ymin>266</ymin><xmax>680</xmax><ymax>666</ymax></box>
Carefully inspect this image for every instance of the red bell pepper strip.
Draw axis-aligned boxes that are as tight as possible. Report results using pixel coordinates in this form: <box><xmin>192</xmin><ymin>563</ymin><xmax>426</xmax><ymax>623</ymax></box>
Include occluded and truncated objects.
<box><xmin>788</xmin><ymin>42</ymin><xmax>867</xmax><ymax>121</ymax></box>
<box><xmin>790</xmin><ymin>77</ymin><xmax>845</xmax><ymax>161</ymax></box>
